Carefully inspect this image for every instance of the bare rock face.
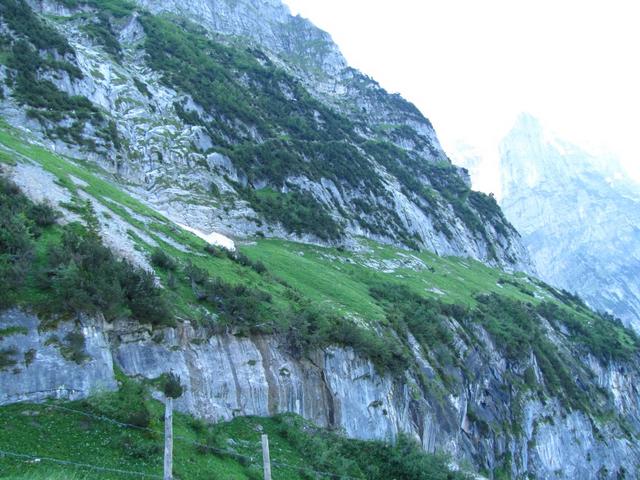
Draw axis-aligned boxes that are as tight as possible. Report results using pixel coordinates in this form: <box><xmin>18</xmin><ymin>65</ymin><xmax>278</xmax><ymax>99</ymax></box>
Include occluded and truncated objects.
<box><xmin>0</xmin><ymin>309</ymin><xmax>117</xmax><ymax>405</ymax></box>
<box><xmin>135</xmin><ymin>0</ymin><xmax>347</xmax><ymax>74</ymax></box>
<box><xmin>499</xmin><ymin>114</ymin><xmax>640</xmax><ymax>330</ymax></box>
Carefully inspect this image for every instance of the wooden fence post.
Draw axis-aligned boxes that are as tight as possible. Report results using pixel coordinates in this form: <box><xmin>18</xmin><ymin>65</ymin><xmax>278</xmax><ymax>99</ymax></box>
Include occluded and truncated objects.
<box><xmin>164</xmin><ymin>397</ymin><xmax>173</xmax><ymax>480</ymax></box>
<box><xmin>261</xmin><ymin>434</ymin><xmax>272</xmax><ymax>480</ymax></box>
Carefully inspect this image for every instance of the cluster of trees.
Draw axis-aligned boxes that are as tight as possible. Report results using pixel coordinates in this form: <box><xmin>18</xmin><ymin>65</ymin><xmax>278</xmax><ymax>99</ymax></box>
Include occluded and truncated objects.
<box><xmin>123</xmin><ymin>0</ymin><xmax>508</xmax><ymax>249</ymax></box>
<box><xmin>39</xmin><ymin>226</ymin><xmax>172</xmax><ymax>325</ymax></box>
<box><xmin>137</xmin><ymin>11</ymin><xmax>395</xmax><ymax>242</ymax></box>
<box><xmin>192</xmin><ymin>267</ymin><xmax>274</xmax><ymax>332</ymax></box>
<box><xmin>2</xmin><ymin>0</ymin><xmax>515</xmax><ymax>252</ymax></box>
<box><xmin>0</xmin><ymin>176</ymin><xmax>172</xmax><ymax>326</ymax></box>
<box><xmin>0</xmin><ymin>177</ymin><xmax>57</xmax><ymax>308</ymax></box>
<box><xmin>369</xmin><ymin>282</ymin><xmax>465</xmax><ymax>382</ymax></box>
<box><xmin>468</xmin><ymin>191</ymin><xmax>513</xmax><ymax>238</ymax></box>
<box><xmin>536</xmin><ymin>301</ymin><xmax>640</xmax><ymax>363</ymax></box>
<box><xmin>474</xmin><ymin>292</ymin><xmax>640</xmax><ymax>385</ymax></box>
<box><xmin>151</xmin><ymin>246</ymin><xmax>414</xmax><ymax>374</ymax></box>
<box><xmin>238</xmin><ymin>186</ymin><xmax>343</xmax><ymax>241</ymax></box>
<box><xmin>9</xmin><ymin>39</ymin><xmax>94</xmax><ymax>120</ymax></box>
<box><xmin>473</xmin><ymin>294</ymin><xmax>589</xmax><ymax>409</ymax></box>
<box><xmin>140</xmin><ymin>12</ymin><xmax>354</xmax><ymax>148</ymax></box>
<box><xmin>360</xmin><ymin>140</ymin><xmax>499</xmax><ymax>247</ymax></box>
<box><xmin>0</xmin><ymin>0</ymin><xmax>74</xmax><ymax>55</ymax></box>
<box><xmin>274</xmin><ymin>415</ymin><xmax>471</xmax><ymax>480</ymax></box>
<box><xmin>151</xmin><ymin>249</ymin><xmax>272</xmax><ymax>334</ymax></box>
<box><xmin>224</xmin><ymin>139</ymin><xmax>378</xmax><ymax>192</ymax></box>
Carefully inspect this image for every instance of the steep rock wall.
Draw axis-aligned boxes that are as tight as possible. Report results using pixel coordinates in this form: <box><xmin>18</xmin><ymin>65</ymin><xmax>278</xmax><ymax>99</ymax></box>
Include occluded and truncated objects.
<box><xmin>0</xmin><ymin>309</ymin><xmax>116</xmax><ymax>405</ymax></box>
<box><xmin>3</xmin><ymin>309</ymin><xmax>639</xmax><ymax>479</ymax></box>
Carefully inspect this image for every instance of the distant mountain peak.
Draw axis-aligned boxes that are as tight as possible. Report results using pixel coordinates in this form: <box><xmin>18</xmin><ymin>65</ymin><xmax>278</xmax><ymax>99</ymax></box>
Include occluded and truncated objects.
<box><xmin>512</xmin><ymin>111</ymin><xmax>543</xmax><ymax>132</ymax></box>
<box><xmin>500</xmin><ymin>113</ymin><xmax>630</xmax><ymax>196</ymax></box>
<box><xmin>499</xmin><ymin>114</ymin><xmax>640</xmax><ymax>330</ymax></box>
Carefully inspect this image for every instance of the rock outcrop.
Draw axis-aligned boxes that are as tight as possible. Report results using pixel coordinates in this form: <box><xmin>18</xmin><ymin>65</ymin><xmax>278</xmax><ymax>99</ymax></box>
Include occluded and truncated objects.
<box><xmin>0</xmin><ymin>309</ymin><xmax>116</xmax><ymax>405</ymax></box>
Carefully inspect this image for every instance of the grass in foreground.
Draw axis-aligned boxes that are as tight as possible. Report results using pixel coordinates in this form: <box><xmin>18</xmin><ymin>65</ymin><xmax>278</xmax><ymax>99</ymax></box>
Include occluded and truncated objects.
<box><xmin>0</xmin><ymin>375</ymin><xmax>470</xmax><ymax>480</ymax></box>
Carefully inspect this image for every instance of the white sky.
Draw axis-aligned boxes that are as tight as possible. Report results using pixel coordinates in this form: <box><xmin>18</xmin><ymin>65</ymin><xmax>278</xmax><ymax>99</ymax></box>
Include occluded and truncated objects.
<box><xmin>283</xmin><ymin>0</ymin><xmax>640</xmax><ymax>187</ymax></box>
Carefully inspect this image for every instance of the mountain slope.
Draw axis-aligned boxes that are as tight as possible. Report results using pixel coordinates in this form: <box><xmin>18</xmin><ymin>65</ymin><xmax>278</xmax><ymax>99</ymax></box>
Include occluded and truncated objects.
<box><xmin>0</xmin><ymin>0</ymin><xmax>531</xmax><ymax>270</ymax></box>
<box><xmin>499</xmin><ymin>113</ymin><xmax>640</xmax><ymax>330</ymax></box>
<box><xmin>2</xmin><ymin>125</ymin><xmax>640</xmax><ymax>479</ymax></box>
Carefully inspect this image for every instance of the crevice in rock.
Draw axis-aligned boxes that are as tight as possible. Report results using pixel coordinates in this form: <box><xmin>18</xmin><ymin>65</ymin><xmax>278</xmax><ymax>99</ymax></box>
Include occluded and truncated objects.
<box><xmin>253</xmin><ymin>336</ymin><xmax>279</xmax><ymax>416</ymax></box>
<box><xmin>221</xmin><ymin>335</ymin><xmax>244</xmax><ymax>414</ymax></box>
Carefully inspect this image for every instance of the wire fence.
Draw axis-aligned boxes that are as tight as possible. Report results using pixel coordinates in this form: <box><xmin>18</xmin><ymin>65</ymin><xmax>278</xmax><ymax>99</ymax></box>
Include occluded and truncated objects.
<box><xmin>1</xmin><ymin>402</ymin><xmax>362</xmax><ymax>480</ymax></box>
<box><xmin>0</xmin><ymin>449</ymin><xmax>162</xmax><ymax>478</ymax></box>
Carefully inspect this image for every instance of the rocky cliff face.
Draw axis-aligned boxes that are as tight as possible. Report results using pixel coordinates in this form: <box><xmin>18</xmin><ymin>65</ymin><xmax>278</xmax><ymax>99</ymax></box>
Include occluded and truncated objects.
<box><xmin>0</xmin><ymin>0</ymin><xmax>532</xmax><ymax>271</ymax></box>
<box><xmin>0</xmin><ymin>309</ymin><xmax>116</xmax><ymax>404</ymax></box>
<box><xmin>3</xmin><ymin>306</ymin><xmax>640</xmax><ymax>480</ymax></box>
<box><xmin>499</xmin><ymin>114</ymin><xmax>640</xmax><ymax>330</ymax></box>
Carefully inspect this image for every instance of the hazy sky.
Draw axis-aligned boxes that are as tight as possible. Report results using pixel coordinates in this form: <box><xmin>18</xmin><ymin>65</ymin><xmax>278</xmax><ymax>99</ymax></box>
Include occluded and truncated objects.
<box><xmin>283</xmin><ymin>0</ymin><xmax>640</xmax><ymax>187</ymax></box>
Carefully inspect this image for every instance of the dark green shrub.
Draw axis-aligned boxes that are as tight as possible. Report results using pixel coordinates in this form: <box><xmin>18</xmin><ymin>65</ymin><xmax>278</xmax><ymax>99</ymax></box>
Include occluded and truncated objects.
<box><xmin>0</xmin><ymin>177</ymin><xmax>36</xmax><ymax>305</ymax></box>
<box><xmin>188</xmin><ymin>417</ymin><xmax>207</xmax><ymax>434</ymax></box>
<box><xmin>27</xmin><ymin>202</ymin><xmax>59</xmax><ymax>228</ymax></box>
<box><xmin>204</xmin><ymin>244</ymin><xmax>225</xmax><ymax>258</ymax></box>
<box><xmin>238</xmin><ymin>186</ymin><xmax>343</xmax><ymax>241</ymax></box>
<box><xmin>133</xmin><ymin>77</ymin><xmax>152</xmax><ymax>98</ymax></box>
<box><xmin>370</xmin><ymin>282</ymin><xmax>456</xmax><ymax>355</ymax></box>
<box><xmin>281</xmin><ymin>305</ymin><xmax>334</xmax><ymax>359</ymax></box>
<box><xmin>119</xmin><ymin>265</ymin><xmax>172</xmax><ymax>326</ymax></box>
<box><xmin>272</xmin><ymin>415</ymin><xmax>470</xmax><ymax>480</ymax></box>
<box><xmin>185</xmin><ymin>261</ymin><xmax>208</xmax><ymax>285</ymax></box>
<box><xmin>88</xmin><ymin>376</ymin><xmax>152</xmax><ymax>428</ymax></box>
<box><xmin>150</xmin><ymin>248</ymin><xmax>177</xmax><ymax>271</ymax></box>
<box><xmin>24</xmin><ymin>348</ymin><xmax>36</xmax><ymax>366</ymax></box>
<box><xmin>0</xmin><ymin>348</ymin><xmax>19</xmax><ymax>370</ymax></box>
<box><xmin>231</xmin><ymin>251</ymin><xmax>268</xmax><ymax>275</ymax></box>
<box><xmin>162</xmin><ymin>372</ymin><xmax>183</xmax><ymax>399</ymax></box>
<box><xmin>330</xmin><ymin>320</ymin><xmax>410</xmax><ymax>376</ymax></box>
<box><xmin>119</xmin><ymin>434</ymin><xmax>160</xmax><ymax>460</ymax></box>
<box><xmin>59</xmin><ymin>331</ymin><xmax>89</xmax><ymax>364</ymax></box>
<box><xmin>166</xmin><ymin>270</ymin><xmax>177</xmax><ymax>289</ymax></box>
<box><xmin>195</xmin><ymin>430</ymin><xmax>225</xmax><ymax>456</ymax></box>
<box><xmin>523</xmin><ymin>366</ymin><xmax>537</xmax><ymax>389</ymax></box>
<box><xmin>201</xmin><ymin>277</ymin><xmax>272</xmax><ymax>330</ymax></box>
